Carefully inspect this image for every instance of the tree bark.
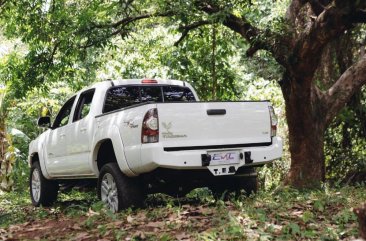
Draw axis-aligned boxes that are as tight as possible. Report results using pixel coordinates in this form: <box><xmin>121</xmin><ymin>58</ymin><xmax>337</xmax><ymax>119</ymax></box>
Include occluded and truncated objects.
<box><xmin>286</xmin><ymin>127</ymin><xmax>325</xmax><ymax>188</ymax></box>
<box><xmin>281</xmin><ymin>71</ymin><xmax>327</xmax><ymax>187</ymax></box>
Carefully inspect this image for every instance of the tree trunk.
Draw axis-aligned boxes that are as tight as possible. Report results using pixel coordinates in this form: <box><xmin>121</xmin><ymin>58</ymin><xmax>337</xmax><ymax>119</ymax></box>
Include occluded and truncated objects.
<box><xmin>286</xmin><ymin>116</ymin><xmax>325</xmax><ymax>188</ymax></box>
<box><xmin>282</xmin><ymin>74</ymin><xmax>326</xmax><ymax>188</ymax></box>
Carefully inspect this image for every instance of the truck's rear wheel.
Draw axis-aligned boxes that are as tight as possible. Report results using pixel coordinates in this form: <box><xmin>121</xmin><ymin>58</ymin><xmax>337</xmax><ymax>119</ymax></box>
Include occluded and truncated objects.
<box><xmin>29</xmin><ymin>162</ymin><xmax>59</xmax><ymax>206</ymax></box>
<box><xmin>97</xmin><ymin>163</ymin><xmax>145</xmax><ymax>212</ymax></box>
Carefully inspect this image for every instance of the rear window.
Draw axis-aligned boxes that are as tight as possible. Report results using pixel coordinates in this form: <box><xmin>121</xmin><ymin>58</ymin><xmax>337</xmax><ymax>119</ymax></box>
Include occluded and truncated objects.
<box><xmin>103</xmin><ymin>86</ymin><xmax>140</xmax><ymax>113</ymax></box>
<box><xmin>141</xmin><ymin>86</ymin><xmax>163</xmax><ymax>103</ymax></box>
<box><xmin>163</xmin><ymin>86</ymin><xmax>196</xmax><ymax>102</ymax></box>
<box><xmin>103</xmin><ymin>85</ymin><xmax>196</xmax><ymax>113</ymax></box>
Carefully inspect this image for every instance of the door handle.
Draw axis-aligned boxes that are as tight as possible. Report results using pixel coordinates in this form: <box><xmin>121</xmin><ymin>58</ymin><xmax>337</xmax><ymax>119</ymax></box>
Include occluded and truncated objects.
<box><xmin>207</xmin><ymin>109</ymin><xmax>226</xmax><ymax>115</ymax></box>
<box><xmin>80</xmin><ymin>128</ymin><xmax>87</xmax><ymax>133</ymax></box>
<box><xmin>48</xmin><ymin>153</ymin><xmax>54</xmax><ymax>156</ymax></box>
<box><xmin>60</xmin><ymin>133</ymin><xmax>66</xmax><ymax>138</ymax></box>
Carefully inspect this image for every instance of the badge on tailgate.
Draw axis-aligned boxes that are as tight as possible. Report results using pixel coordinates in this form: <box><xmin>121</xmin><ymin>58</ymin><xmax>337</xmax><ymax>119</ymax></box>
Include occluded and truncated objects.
<box><xmin>162</xmin><ymin>122</ymin><xmax>188</xmax><ymax>139</ymax></box>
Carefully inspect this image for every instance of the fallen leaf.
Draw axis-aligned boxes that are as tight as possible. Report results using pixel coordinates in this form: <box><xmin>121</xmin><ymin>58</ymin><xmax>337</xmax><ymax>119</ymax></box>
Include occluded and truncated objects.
<box><xmin>72</xmin><ymin>224</ymin><xmax>82</xmax><ymax>230</ymax></box>
<box><xmin>87</xmin><ymin>208</ymin><xmax>100</xmax><ymax>216</ymax></box>
<box><xmin>74</xmin><ymin>232</ymin><xmax>92</xmax><ymax>241</ymax></box>
<box><xmin>146</xmin><ymin>221</ymin><xmax>165</xmax><ymax>228</ymax></box>
<box><xmin>176</xmin><ymin>232</ymin><xmax>191</xmax><ymax>240</ymax></box>
<box><xmin>127</xmin><ymin>215</ymin><xmax>134</xmax><ymax>223</ymax></box>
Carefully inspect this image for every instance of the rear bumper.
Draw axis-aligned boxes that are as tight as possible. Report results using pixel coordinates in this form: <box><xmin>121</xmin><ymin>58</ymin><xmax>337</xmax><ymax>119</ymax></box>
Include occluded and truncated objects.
<box><xmin>134</xmin><ymin>137</ymin><xmax>283</xmax><ymax>175</ymax></box>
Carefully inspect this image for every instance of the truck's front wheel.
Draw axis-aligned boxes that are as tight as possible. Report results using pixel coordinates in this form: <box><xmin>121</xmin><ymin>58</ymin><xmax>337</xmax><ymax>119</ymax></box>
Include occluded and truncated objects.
<box><xmin>97</xmin><ymin>163</ymin><xmax>145</xmax><ymax>212</ymax></box>
<box><xmin>29</xmin><ymin>162</ymin><xmax>59</xmax><ymax>206</ymax></box>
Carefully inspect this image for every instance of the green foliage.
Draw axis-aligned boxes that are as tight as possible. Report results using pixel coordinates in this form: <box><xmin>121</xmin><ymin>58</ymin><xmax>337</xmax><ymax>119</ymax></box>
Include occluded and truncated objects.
<box><xmin>0</xmin><ymin>133</ymin><xmax>16</xmax><ymax>191</ymax></box>
<box><xmin>0</xmin><ymin>85</ymin><xmax>16</xmax><ymax>191</ymax></box>
<box><xmin>96</xmin><ymin>23</ymin><xmax>245</xmax><ymax>100</ymax></box>
<box><xmin>7</xmin><ymin>82</ymin><xmax>75</xmax><ymax>138</ymax></box>
<box><xmin>325</xmin><ymin>86</ymin><xmax>366</xmax><ymax>182</ymax></box>
<box><xmin>0</xmin><ymin>0</ymin><xmax>289</xmax><ymax>98</ymax></box>
<box><xmin>168</xmin><ymin>25</ymin><xmax>243</xmax><ymax>100</ymax></box>
<box><xmin>1</xmin><ymin>82</ymin><xmax>77</xmax><ymax>191</ymax></box>
<box><xmin>0</xmin><ymin>1</ymin><xmax>102</xmax><ymax>96</ymax></box>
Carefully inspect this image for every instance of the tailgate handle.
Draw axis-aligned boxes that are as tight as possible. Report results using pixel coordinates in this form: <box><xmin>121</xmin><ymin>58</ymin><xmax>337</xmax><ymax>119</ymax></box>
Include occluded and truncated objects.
<box><xmin>207</xmin><ymin>109</ymin><xmax>226</xmax><ymax>115</ymax></box>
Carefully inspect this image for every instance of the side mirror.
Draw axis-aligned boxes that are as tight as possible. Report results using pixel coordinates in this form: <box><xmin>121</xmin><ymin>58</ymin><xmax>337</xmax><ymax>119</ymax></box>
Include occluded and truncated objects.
<box><xmin>37</xmin><ymin>116</ymin><xmax>51</xmax><ymax>128</ymax></box>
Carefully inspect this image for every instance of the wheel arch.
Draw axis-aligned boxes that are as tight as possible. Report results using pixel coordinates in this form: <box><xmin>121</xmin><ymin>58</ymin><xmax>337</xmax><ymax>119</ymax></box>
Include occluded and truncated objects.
<box><xmin>92</xmin><ymin>132</ymin><xmax>136</xmax><ymax>177</ymax></box>
<box><xmin>29</xmin><ymin>152</ymin><xmax>40</xmax><ymax>166</ymax></box>
<box><xmin>29</xmin><ymin>151</ymin><xmax>51</xmax><ymax>179</ymax></box>
<box><xmin>93</xmin><ymin>139</ymin><xmax>116</xmax><ymax>171</ymax></box>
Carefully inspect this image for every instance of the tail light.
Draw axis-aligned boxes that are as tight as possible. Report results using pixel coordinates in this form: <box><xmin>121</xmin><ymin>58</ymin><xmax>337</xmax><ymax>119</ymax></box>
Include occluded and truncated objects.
<box><xmin>142</xmin><ymin>108</ymin><xmax>159</xmax><ymax>143</ymax></box>
<box><xmin>141</xmin><ymin>79</ymin><xmax>158</xmax><ymax>84</ymax></box>
<box><xmin>268</xmin><ymin>106</ymin><xmax>278</xmax><ymax>137</ymax></box>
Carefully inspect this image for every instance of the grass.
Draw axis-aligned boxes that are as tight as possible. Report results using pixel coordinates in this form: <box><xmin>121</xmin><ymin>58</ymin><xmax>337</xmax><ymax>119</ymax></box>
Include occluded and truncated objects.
<box><xmin>0</xmin><ymin>184</ymin><xmax>365</xmax><ymax>240</ymax></box>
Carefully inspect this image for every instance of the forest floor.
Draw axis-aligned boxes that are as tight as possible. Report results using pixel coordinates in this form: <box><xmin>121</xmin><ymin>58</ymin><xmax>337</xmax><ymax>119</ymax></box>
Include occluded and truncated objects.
<box><xmin>0</xmin><ymin>185</ymin><xmax>365</xmax><ymax>241</ymax></box>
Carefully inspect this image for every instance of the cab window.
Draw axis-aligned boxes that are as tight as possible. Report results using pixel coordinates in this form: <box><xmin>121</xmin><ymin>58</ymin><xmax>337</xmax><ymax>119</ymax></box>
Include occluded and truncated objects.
<box><xmin>52</xmin><ymin>96</ymin><xmax>76</xmax><ymax>129</ymax></box>
<box><xmin>73</xmin><ymin>89</ymin><xmax>95</xmax><ymax>122</ymax></box>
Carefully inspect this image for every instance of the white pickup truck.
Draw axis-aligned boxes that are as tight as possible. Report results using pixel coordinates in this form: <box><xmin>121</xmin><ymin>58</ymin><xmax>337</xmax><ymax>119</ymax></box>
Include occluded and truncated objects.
<box><xmin>29</xmin><ymin>79</ymin><xmax>282</xmax><ymax>212</ymax></box>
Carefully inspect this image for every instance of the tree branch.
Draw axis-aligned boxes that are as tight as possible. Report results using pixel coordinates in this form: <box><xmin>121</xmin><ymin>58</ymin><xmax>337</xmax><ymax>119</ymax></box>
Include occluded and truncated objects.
<box><xmin>286</xmin><ymin>0</ymin><xmax>331</xmax><ymax>23</ymax></box>
<box><xmin>286</xmin><ymin>0</ymin><xmax>307</xmax><ymax>23</ymax></box>
<box><xmin>290</xmin><ymin>5</ymin><xmax>356</xmax><ymax>80</ymax></box>
<box><xmin>196</xmin><ymin>1</ymin><xmax>287</xmax><ymax>64</ymax></box>
<box><xmin>81</xmin><ymin>12</ymin><xmax>173</xmax><ymax>49</ymax></box>
<box><xmin>174</xmin><ymin>20</ymin><xmax>211</xmax><ymax>46</ymax></box>
<box><xmin>93</xmin><ymin>12</ymin><xmax>173</xmax><ymax>29</ymax></box>
<box><xmin>48</xmin><ymin>42</ymin><xmax>60</xmax><ymax>63</ymax></box>
<box><xmin>81</xmin><ymin>28</ymin><xmax>123</xmax><ymax>49</ymax></box>
<box><xmin>324</xmin><ymin>55</ymin><xmax>366</xmax><ymax>125</ymax></box>
<box><xmin>197</xmin><ymin>2</ymin><xmax>258</xmax><ymax>41</ymax></box>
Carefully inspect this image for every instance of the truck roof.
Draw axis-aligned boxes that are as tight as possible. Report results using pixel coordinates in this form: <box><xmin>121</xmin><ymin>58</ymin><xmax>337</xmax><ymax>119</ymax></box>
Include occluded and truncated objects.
<box><xmin>111</xmin><ymin>79</ymin><xmax>187</xmax><ymax>86</ymax></box>
<box><xmin>79</xmin><ymin>79</ymin><xmax>187</xmax><ymax>92</ymax></box>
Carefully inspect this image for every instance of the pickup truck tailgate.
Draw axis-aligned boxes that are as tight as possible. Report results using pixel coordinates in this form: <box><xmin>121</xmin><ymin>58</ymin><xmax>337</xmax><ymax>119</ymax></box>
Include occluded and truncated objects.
<box><xmin>157</xmin><ymin>102</ymin><xmax>272</xmax><ymax>149</ymax></box>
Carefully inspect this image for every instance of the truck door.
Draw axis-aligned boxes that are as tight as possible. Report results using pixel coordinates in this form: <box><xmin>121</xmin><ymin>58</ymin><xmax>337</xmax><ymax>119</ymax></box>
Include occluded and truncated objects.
<box><xmin>45</xmin><ymin>96</ymin><xmax>76</xmax><ymax>176</ymax></box>
<box><xmin>64</xmin><ymin>89</ymin><xmax>96</xmax><ymax>175</ymax></box>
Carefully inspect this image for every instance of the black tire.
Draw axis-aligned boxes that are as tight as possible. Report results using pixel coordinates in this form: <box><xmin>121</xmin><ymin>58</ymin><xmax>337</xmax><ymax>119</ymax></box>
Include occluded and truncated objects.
<box><xmin>29</xmin><ymin>161</ymin><xmax>59</xmax><ymax>207</ymax></box>
<box><xmin>97</xmin><ymin>163</ymin><xmax>145</xmax><ymax>212</ymax></box>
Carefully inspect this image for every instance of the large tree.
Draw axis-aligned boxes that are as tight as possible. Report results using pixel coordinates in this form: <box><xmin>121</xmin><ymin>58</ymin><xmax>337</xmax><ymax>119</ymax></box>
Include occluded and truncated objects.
<box><xmin>1</xmin><ymin>0</ymin><xmax>366</xmax><ymax>188</ymax></box>
<box><xmin>210</xmin><ymin>0</ymin><xmax>366</xmax><ymax>188</ymax></box>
